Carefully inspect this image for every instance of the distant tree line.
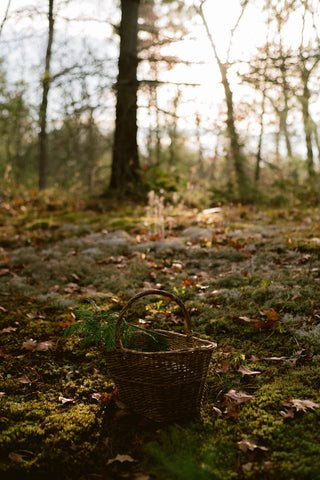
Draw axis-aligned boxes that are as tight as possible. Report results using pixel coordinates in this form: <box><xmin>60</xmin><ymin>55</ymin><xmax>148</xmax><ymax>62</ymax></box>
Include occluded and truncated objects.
<box><xmin>0</xmin><ymin>0</ymin><xmax>319</xmax><ymax>202</ymax></box>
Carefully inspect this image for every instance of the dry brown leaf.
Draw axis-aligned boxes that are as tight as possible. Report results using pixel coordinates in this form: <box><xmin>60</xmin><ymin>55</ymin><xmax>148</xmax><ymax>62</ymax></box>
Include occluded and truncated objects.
<box><xmin>238</xmin><ymin>365</ymin><xmax>261</xmax><ymax>377</ymax></box>
<box><xmin>58</xmin><ymin>396</ymin><xmax>75</xmax><ymax>404</ymax></box>
<box><xmin>91</xmin><ymin>393</ymin><xmax>101</xmax><ymax>401</ymax></box>
<box><xmin>212</xmin><ymin>406</ymin><xmax>223</xmax><ymax>417</ymax></box>
<box><xmin>242</xmin><ymin>462</ymin><xmax>254</xmax><ymax>472</ymax></box>
<box><xmin>22</xmin><ymin>339</ymin><xmax>37</xmax><ymax>351</ymax></box>
<box><xmin>237</xmin><ymin>438</ymin><xmax>268</xmax><ymax>453</ymax></box>
<box><xmin>133</xmin><ymin>474</ymin><xmax>150</xmax><ymax>480</ymax></box>
<box><xmin>280</xmin><ymin>409</ymin><xmax>295</xmax><ymax>418</ymax></box>
<box><xmin>0</xmin><ymin>392</ymin><xmax>5</xmax><ymax>398</ymax></box>
<box><xmin>0</xmin><ymin>306</ymin><xmax>8</xmax><ymax>312</ymax></box>
<box><xmin>238</xmin><ymin>316</ymin><xmax>253</xmax><ymax>322</ymax></box>
<box><xmin>283</xmin><ymin>398</ymin><xmax>320</xmax><ymax>412</ymax></box>
<box><xmin>0</xmin><ymin>326</ymin><xmax>17</xmax><ymax>334</ymax></box>
<box><xmin>107</xmin><ymin>454</ymin><xmax>135</xmax><ymax>465</ymax></box>
<box><xmin>8</xmin><ymin>452</ymin><xmax>26</xmax><ymax>463</ymax></box>
<box><xmin>19</xmin><ymin>375</ymin><xmax>32</xmax><ymax>384</ymax></box>
<box><xmin>225</xmin><ymin>389</ymin><xmax>255</xmax><ymax>405</ymax></box>
<box><xmin>263</xmin><ymin>356</ymin><xmax>287</xmax><ymax>361</ymax></box>
<box><xmin>36</xmin><ymin>340</ymin><xmax>55</xmax><ymax>351</ymax></box>
<box><xmin>215</xmin><ymin>358</ymin><xmax>231</xmax><ymax>373</ymax></box>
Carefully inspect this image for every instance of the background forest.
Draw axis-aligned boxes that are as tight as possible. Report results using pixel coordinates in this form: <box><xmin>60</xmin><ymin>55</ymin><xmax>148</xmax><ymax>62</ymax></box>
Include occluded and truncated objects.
<box><xmin>0</xmin><ymin>0</ymin><xmax>320</xmax><ymax>205</ymax></box>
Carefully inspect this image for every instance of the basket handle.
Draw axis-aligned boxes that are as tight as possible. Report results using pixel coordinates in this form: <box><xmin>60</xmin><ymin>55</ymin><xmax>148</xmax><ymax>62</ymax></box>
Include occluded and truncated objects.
<box><xmin>115</xmin><ymin>289</ymin><xmax>193</xmax><ymax>350</ymax></box>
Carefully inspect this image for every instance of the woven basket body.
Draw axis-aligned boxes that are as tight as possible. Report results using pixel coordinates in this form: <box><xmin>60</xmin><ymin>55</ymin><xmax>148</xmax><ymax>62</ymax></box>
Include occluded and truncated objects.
<box><xmin>106</xmin><ymin>289</ymin><xmax>216</xmax><ymax>422</ymax></box>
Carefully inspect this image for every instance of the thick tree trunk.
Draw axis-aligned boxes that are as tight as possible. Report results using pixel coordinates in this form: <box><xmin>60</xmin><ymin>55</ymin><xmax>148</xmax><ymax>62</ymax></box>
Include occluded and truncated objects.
<box><xmin>110</xmin><ymin>0</ymin><xmax>140</xmax><ymax>192</ymax></box>
<box><xmin>39</xmin><ymin>0</ymin><xmax>54</xmax><ymax>190</ymax></box>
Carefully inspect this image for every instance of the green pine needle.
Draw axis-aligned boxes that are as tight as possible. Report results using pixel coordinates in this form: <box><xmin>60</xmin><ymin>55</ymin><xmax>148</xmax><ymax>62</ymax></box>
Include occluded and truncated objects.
<box><xmin>64</xmin><ymin>305</ymin><xmax>169</xmax><ymax>352</ymax></box>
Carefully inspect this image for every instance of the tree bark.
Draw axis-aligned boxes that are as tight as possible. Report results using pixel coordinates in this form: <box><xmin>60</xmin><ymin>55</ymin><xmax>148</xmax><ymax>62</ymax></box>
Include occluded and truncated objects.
<box><xmin>110</xmin><ymin>0</ymin><xmax>140</xmax><ymax>193</ymax></box>
<box><xmin>301</xmin><ymin>81</ymin><xmax>314</xmax><ymax>177</ymax></box>
<box><xmin>198</xmin><ymin>2</ymin><xmax>248</xmax><ymax>198</ymax></box>
<box><xmin>38</xmin><ymin>0</ymin><xmax>54</xmax><ymax>190</ymax></box>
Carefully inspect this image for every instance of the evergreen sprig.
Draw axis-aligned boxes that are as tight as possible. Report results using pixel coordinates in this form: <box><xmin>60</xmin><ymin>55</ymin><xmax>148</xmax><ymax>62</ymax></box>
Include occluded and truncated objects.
<box><xmin>64</xmin><ymin>303</ymin><xmax>169</xmax><ymax>352</ymax></box>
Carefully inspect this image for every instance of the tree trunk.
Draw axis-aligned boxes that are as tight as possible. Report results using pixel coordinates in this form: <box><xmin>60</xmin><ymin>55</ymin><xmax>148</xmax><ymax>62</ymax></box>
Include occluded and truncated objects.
<box><xmin>110</xmin><ymin>0</ymin><xmax>140</xmax><ymax>192</ymax></box>
<box><xmin>199</xmin><ymin>3</ymin><xmax>248</xmax><ymax>198</ymax></box>
<box><xmin>38</xmin><ymin>0</ymin><xmax>54</xmax><ymax>190</ymax></box>
<box><xmin>255</xmin><ymin>91</ymin><xmax>266</xmax><ymax>183</ymax></box>
<box><xmin>300</xmin><ymin>80</ymin><xmax>314</xmax><ymax>178</ymax></box>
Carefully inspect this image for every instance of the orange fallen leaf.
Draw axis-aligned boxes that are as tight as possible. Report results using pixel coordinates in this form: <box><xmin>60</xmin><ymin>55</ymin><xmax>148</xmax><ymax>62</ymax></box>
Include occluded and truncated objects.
<box><xmin>263</xmin><ymin>308</ymin><xmax>281</xmax><ymax>321</ymax></box>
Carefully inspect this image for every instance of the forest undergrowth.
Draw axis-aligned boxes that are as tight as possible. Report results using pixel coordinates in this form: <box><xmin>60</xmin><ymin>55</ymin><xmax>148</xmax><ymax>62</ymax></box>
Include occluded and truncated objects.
<box><xmin>0</xmin><ymin>192</ymin><xmax>320</xmax><ymax>480</ymax></box>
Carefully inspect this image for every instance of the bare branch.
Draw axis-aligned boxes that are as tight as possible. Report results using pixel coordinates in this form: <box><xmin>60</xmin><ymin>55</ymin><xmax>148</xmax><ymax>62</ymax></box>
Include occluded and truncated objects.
<box><xmin>0</xmin><ymin>0</ymin><xmax>12</xmax><ymax>37</ymax></box>
<box><xmin>226</xmin><ymin>0</ymin><xmax>249</xmax><ymax>64</ymax></box>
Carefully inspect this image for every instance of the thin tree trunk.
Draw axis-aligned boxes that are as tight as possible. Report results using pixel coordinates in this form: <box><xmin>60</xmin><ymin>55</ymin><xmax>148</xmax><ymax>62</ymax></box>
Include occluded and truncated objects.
<box><xmin>169</xmin><ymin>89</ymin><xmax>180</xmax><ymax>165</ymax></box>
<box><xmin>38</xmin><ymin>0</ymin><xmax>54</xmax><ymax>190</ymax></box>
<box><xmin>199</xmin><ymin>3</ymin><xmax>248</xmax><ymax>197</ymax></box>
<box><xmin>255</xmin><ymin>91</ymin><xmax>265</xmax><ymax>183</ymax></box>
<box><xmin>110</xmin><ymin>0</ymin><xmax>140</xmax><ymax>192</ymax></box>
<box><xmin>301</xmin><ymin>82</ymin><xmax>314</xmax><ymax>177</ymax></box>
<box><xmin>196</xmin><ymin>113</ymin><xmax>204</xmax><ymax>176</ymax></box>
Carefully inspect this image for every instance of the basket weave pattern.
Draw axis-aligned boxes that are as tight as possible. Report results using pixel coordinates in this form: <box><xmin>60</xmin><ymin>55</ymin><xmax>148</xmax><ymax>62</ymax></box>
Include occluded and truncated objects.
<box><xmin>105</xmin><ymin>289</ymin><xmax>216</xmax><ymax>422</ymax></box>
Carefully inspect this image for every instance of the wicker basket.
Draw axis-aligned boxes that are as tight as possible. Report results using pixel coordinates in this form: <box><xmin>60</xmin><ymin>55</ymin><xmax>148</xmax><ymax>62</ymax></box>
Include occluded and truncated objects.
<box><xmin>105</xmin><ymin>289</ymin><xmax>216</xmax><ymax>422</ymax></box>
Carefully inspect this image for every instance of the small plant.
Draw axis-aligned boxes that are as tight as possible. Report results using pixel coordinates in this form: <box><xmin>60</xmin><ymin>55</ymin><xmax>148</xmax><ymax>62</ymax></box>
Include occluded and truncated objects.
<box><xmin>64</xmin><ymin>302</ymin><xmax>169</xmax><ymax>352</ymax></box>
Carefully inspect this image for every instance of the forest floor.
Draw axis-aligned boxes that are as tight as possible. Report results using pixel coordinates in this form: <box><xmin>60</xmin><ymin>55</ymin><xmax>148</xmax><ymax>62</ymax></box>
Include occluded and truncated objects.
<box><xmin>0</xmin><ymin>193</ymin><xmax>320</xmax><ymax>480</ymax></box>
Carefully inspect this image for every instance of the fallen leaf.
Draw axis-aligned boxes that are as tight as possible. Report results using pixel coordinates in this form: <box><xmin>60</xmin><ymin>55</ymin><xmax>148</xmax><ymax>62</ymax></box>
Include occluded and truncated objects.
<box><xmin>107</xmin><ymin>454</ymin><xmax>135</xmax><ymax>465</ymax></box>
<box><xmin>26</xmin><ymin>312</ymin><xmax>45</xmax><ymax>319</ymax></box>
<box><xmin>0</xmin><ymin>326</ymin><xmax>17</xmax><ymax>334</ymax></box>
<box><xmin>0</xmin><ymin>392</ymin><xmax>5</xmax><ymax>398</ymax></box>
<box><xmin>282</xmin><ymin>398</ymin><xmax>320</xmax><ymax>412</ymax></box>
<box><xmin>237</xmin><ymin>438</ymin><xmax>268</xmax><ymax>453</ymax></box>
<box><xmin>212</xmin><ymin>406</ymin><xmax>223</xmax><ymax>416</ymax></box>
<box><xmin>238</xmin><ymin>365</ymin><xmax>261</xmax><ymax>377</ymax></box>
<box><xmin>263</xmin><ymin>356</ymin><xmax>287</xmax><ymax>361</ymax></box>
<box><xmin>0</xmin><ymin>306</ymin><xmax>8</xmax><ymax>312</ymax></box>
<box><xmin>8</xmin><ymin>452</ymin><xmax>26</xmax><ymax>463</ymax></box>
<box><xmin>58</xmin><ymin>396</ymin><xmax>75</xmax><ymax>404</ymax></box>
<box><xmin>22</xmin><ymin>339</ymin><xmax>37</xmax><ymax>351</ymax></box>
<box><xmin>262</xmin><ymin>308</ymin><xmax>281</xmax><ymax>321</ymax></box>
<box><xmin>225</xmin><ymin>389</ymin><xmax>255</xmax><ymax>405</ymax></box>
<box><xmin>133</xmin><ymin>474</ymin><xmax>150</xmax><ymax>480</ymax></box>
<box><xmin>215</xmin><ymin>358</ymin><xmax>231</xmax><ymax>373</ymax></box>
<box><xmin>280</xmin><ymin>409</ymin><xmax>295</xmax><ymax>418</ymax></box>
<box><xmin>238</xmin><ymin>316</ymin><xmax>253</xmax><ymax>322</ymax></box>
<box><xmin>242</xmin><ymin>462</ymin><xmax>254</xmax><ymax>472</ymax></box>
<box><xmin>91</xmin><ymin>393</ymin><xmax>101</xmax><ymax>401</ymax></box>
<box><xmin>19</xmin><ymin>375</ymin><xmax>32</xmax><ymax>384</ymax></box>
<box><xmin>36</xmin><ymin>340</ymin><xmax>55</xmax><ymax>351</ymax></box>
